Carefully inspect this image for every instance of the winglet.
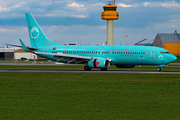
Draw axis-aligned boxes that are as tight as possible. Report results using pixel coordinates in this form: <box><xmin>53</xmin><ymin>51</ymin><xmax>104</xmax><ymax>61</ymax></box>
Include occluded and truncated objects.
<box><xmin>19</xmin><ymin>39</ymin><xmax>29</xmax><ymax>52</ymax></box>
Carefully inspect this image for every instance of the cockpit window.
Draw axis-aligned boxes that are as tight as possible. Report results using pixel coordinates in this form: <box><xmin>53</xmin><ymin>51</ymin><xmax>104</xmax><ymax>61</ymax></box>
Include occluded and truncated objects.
<box><xmin>160</xmin><ymin>51</ymin><xmax>170</xmax><ymax>54</ymax></box>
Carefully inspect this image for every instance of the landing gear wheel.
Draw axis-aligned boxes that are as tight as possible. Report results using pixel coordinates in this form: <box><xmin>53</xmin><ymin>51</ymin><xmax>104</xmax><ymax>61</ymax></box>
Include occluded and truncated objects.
<box><xmin>101</xmin><ymin>68</ymin><xmax>107</xmax><ymax>71</ymax></box>
<box><xmin>84</xmin><ymin>66</ymin><xmax>91</xmax><ymax>71</ymax></box>
<box><xmin>157</xmin><ymin>67</ymin><xmax>161</xmax><ymax>72</ymax></box>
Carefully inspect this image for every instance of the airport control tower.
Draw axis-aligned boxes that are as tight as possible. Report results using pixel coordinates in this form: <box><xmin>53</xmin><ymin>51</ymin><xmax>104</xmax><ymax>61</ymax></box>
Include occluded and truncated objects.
<box><xmin>101</xmin><ymin>1</ymin><xmax>119</xmax><ymax>45</ymax></box>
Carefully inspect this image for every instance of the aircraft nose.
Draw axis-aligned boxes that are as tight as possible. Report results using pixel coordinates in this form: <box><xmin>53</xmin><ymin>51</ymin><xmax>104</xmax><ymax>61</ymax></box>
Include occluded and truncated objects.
<box><xmin>170</xmin><ymin>54</ymin><xmax>177</xmax><ymax>63</ymax></box>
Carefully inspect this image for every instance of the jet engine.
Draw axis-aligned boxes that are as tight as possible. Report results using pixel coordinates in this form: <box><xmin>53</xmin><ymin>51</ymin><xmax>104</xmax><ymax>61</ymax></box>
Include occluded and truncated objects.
<box><xmin>116</xmin><ymin>65</ymin><xmax>136</xmax><ymax>68</ymax></box>
<box><xmin>88</xmin><ymin>59</ymin><xmax>110</xmax><ymax>68</ymax></box>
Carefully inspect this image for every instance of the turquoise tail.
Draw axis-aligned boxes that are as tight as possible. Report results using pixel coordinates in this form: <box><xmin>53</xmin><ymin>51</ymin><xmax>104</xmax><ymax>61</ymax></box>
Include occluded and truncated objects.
<box><xmin>25</xmin><ymin>13</ymin><xmax>60</xmax><ymax>47</ymax></box>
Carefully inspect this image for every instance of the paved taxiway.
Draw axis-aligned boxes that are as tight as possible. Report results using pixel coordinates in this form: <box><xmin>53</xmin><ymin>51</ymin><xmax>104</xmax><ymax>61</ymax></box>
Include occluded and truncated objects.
<box><xmin>0</xmin><ymin>69</ymin><xmax>180</xmax><ymax>74</ymax></box>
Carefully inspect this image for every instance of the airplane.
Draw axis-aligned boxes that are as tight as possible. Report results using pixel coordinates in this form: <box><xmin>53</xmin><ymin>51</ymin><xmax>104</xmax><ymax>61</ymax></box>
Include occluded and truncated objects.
<box><xmin>8</xmin><ymin>13</ymin><xmax>177</xmax><ymax>71</ymax></box>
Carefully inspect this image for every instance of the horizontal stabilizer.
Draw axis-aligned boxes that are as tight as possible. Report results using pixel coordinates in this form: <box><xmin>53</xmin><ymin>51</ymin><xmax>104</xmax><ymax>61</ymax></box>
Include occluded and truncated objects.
<box><xmin>5</xmin><ymin>44</ymin><xmax>22</xmax><ymax>48</ymax></box>
<box><xmin>5</xmin><ymin>43</ymin><xmax>38</xmax><ymax>50</ymax></box>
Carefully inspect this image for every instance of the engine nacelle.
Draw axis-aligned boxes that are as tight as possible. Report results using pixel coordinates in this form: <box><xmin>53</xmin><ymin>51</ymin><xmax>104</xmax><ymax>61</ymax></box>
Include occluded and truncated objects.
<box><xmin>116</xmin><ymin>65</ymin><xmax>136</xmax><ymax>68</ymax></box>
<box><xmin>88</xmin><ymin>59</ymin><xmax>110</xmax><ymax>68</ymax></box>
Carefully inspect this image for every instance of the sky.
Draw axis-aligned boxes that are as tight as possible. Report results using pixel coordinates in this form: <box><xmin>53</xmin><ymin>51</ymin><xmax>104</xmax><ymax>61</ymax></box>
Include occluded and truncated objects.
<box><xmin>0</xmin><ymin>0</ymin><xmax>180</xmax><ymax>47</ymax></box>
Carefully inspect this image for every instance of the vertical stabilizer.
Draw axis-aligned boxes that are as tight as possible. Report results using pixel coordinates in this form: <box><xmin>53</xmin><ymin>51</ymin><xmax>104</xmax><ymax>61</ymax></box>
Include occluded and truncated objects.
<box><xmin>25</xmin><ymin>13</ymin><xmax>59</xmax><ymax>47</ymax></box>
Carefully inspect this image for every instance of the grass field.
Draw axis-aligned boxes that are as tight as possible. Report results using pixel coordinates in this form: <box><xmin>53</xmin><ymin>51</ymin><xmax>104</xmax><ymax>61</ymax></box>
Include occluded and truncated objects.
<box><xmin>0</xmin><ymin>72</ymin><xmax>180</xmax><ymax>120</ymax></box>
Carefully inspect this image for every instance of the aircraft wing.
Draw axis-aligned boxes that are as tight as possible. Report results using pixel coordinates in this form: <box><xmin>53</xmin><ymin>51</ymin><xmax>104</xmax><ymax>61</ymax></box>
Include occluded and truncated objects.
<box><xmin>35</xmin><ymin>52</ymin><xmax>92</xmax><ymax>64</ymax></box>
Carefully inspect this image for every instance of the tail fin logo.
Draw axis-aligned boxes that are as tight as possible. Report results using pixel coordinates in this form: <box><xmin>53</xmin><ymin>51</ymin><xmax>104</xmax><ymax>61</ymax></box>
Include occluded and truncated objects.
<box><xmin>30</xmin><ymin>27</ymin><xmax>39</xmax><ymax>39</ymax></box>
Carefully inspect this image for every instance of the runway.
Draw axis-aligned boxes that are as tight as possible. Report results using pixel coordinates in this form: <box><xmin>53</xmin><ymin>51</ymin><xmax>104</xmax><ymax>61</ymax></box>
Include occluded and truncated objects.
<box><xmin>0</xmin><ymin>69</ymin><xmax>180</xmax><ymax>74</ymax></box>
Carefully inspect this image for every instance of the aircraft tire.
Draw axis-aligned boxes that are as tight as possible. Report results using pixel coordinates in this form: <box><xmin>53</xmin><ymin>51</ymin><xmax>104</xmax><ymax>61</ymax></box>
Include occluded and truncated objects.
<box><xmin>157</xmin><ymin>67</ymin><xmax>161</xmax><ymax>71</ymax></box>
<box><xmin>84</xmin><ymin>66</ymin><xmax>91</xmax><ymax>71</ymax></box>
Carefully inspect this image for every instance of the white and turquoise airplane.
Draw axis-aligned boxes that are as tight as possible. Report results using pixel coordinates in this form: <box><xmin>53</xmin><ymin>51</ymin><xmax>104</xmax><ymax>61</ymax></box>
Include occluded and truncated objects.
<box><xmin>13</xmin><ymin>13</ymin><xmax>178</xmax><ymax>71</ymax></box>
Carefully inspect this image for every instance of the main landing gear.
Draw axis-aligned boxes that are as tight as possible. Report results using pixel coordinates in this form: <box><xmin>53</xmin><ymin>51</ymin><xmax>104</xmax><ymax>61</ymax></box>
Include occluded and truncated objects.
<box><xmin>157</xmin><ymin>67</ymin><xmax>161</xmax><ymax>72</ymax></box>
<box><xmin>84</xmin><ymin>66</ymin><xmax>91</xmax><ymax>71</ymax></box>
<box><xmin>84</xmin><ymin>66</ymin><xmax>108</xmax><ymax>71</ymax></box>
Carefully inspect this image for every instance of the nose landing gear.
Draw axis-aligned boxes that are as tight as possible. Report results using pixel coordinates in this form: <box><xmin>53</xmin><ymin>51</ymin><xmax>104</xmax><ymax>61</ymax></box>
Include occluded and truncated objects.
<box><xmin>157</xmin><ymin>64</ymin><xmax>165</xmax><ymax>71</ymax></box>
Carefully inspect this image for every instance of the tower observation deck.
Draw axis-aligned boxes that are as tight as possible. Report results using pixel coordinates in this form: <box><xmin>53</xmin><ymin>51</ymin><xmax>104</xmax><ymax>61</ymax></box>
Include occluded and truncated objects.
<box><xmin>101</xmin><ymin>1</ymin><xmax>119</xmax><ymax>45</ymax></box>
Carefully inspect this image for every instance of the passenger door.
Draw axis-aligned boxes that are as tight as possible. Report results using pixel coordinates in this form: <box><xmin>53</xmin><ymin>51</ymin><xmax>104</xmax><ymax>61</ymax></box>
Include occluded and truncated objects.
<box><xmin>150</xmin><ymin>50</ymin><xmax>155</xmax><ymax>59</ymax></box>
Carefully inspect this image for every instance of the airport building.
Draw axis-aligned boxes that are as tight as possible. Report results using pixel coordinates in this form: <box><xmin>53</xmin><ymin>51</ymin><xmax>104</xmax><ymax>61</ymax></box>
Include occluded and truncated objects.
<box><xmin>0</xmin><ymin>48</ymin><xmax>14</xmax><ymax>60</ymax></box>
<box><xmin>135</xmin><ymin>30</ymin><xmax>180</xmax><ymax>55</ymax></box>
<box><xmin>153</xmin><ymin>31</ymin><xmax>180</xmax><ymax>55</ymax></box>
<box><xmin>0</xmin><ymin>48</ymin><xmax>37</xmax><ymax>60</ymax></box>
<box><xmin>15</xmin><ymin>49</ymin><xmax>37</xmax><ymax>60</ymax></box>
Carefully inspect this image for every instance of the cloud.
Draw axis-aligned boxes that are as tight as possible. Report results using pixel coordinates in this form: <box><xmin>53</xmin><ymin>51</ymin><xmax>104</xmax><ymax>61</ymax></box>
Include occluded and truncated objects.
<box><xmin>0</xmin><ymin>27</ymin><xmax>16</xmax><ymax>33</ymax></box>
<box><xmin>0</xmin><ymin>2</ymin><xmax>26</xmax><ymax>13</ymax></box>
<box><xmin>43</xmin><ymin>9</ymin><xmax>87</xmax><ymax>18</ymax></box>
<box><xmin>68</xmin><ymin>2</ymin><xmax>84</xmax><ymax>7</ymax></box>
<box><xmin>0</xmin><ymin>6</ymin><xmax>9</xmax><ymax>12</ymax></box>
<box><xmin>143</xmin><ymin>1</ymin><xmax>180</xmax><ymax>8</ymax></box>
<box><xmin>116</xmin><ymin>3</ymin><xmax>132</xmax><ymax>8</ymax></box>
<box><xmin>68</xmin><ymin>2</ymin><xmax>86</xmax><ymax>11</ymax></box>
<box><xmin>152</xmin><ymin>19</ymin><xmax>180</xmax><ymax>30</ymax></box>
<box><xmin>11</xmin><ymin>2</ymin><xmax>26</xmax><ymax>9</ymax></box>
<box><xmin>161</xmin><ymin>2</ymin><xmax>180</xmax><ymax>8</ymax></box>
<box><xmin>143</xmin><ymin>2</ymin><xmax>150</xmax><ymax>7</ymax></box>
<box><xmin>143</xmin><ymin>2</ymin><xmax>161</xmax><ymax>7</ymax></box>
<box><xmin>70</xmin><ymin>15</ymin><xmax>86</xmax><ymax>18</ymax></box>
<box><xmin>40</xmin><ymin>1</ymin><xmax>52</xmax><ymax>6</ymax></box>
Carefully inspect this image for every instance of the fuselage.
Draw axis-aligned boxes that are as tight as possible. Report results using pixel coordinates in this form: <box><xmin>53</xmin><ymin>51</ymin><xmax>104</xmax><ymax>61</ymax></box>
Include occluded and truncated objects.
<box><xmin>36</xmin><ymin>45</ymin><xmax>177</xmax><ymax>66</ymax></box>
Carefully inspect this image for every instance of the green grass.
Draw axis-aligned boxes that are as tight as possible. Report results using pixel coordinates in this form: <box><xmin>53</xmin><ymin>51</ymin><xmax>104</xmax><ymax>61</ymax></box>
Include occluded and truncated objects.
<box><xmin>0</xmin><ymin>73</ymin><xmax>180</xmax><ymax>120</ymax></box>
